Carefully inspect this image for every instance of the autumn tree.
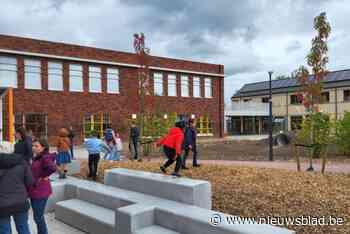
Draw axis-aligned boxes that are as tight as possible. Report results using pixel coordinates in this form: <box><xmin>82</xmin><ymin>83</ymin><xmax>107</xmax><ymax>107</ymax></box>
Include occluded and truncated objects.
<box><xmin>295</xmin><ymin>12</ymin><xmax>332</xmax><ymax>174</ymax></box>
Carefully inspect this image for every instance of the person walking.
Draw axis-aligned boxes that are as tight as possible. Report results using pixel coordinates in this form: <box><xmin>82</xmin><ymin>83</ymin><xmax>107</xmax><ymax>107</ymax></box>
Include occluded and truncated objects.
<box><xmin>14</xmin><ymin>128</ymin><xmax>33</xmax><ymax>163</ymax></box>
<box><xmin>84</xmin><ymin>131</ymin><xmax>103</xmax><ymax>180</ymax></box>
<box><xmin>182</xmin><ymin>119</ymin><xmax>200</xmax><ymax>169</ymax></box>
<box><xmin>56</xmin><ymin>128</ymin><xmax>71</xmax><ymax>179</ymax></box>
<box><xmin>157</xmin><ymin>121</ymin><xmax>185</xmax><ymax>177</ymax></box>
<box><xmin>68</xmin><ymin>126</ymin><xmax>75</xmax><ymax>159</ymax></box>
<box><xmin>0</xmin><ymin>150</ymin><xmax>34</xmax><ymax>234</ymax></box>
<box><xmin>129</xmin><ymin>123</ymin><xmax>140</xmax><ymax>160</ymax></box>
<box><xmin>28</xmin><ymin>138</ymin><xmax>56</xmax><ymax>234</ymax></box>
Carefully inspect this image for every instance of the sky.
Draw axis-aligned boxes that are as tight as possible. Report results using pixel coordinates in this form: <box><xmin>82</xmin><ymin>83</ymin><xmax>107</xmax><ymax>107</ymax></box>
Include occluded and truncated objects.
<box><xmin>1</xmin><ymin>0</ymin><xmax>350</xmax><ymax>103</ymax></box>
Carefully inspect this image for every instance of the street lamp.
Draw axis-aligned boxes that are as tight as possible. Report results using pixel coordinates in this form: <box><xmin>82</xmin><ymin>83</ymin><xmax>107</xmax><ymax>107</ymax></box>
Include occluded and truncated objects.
<box><xmin>268</xmin><ymin>71</ymin><xmax>274</xmax><ymax>161</ymax></box>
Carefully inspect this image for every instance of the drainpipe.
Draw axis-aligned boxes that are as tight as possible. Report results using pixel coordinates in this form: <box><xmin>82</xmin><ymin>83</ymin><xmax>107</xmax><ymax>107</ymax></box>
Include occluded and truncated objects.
<box><xmin>8</xmin><ymin>88</ymin><xmax>14</xmax><ymax>143</ymax></box>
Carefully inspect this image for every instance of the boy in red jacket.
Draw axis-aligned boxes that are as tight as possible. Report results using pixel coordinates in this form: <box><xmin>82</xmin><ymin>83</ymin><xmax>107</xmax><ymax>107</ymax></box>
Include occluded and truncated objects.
<box><xmin>157</xmin><ymin>121</ymin><xmax>185</xmax><ymax>177</ymax></box>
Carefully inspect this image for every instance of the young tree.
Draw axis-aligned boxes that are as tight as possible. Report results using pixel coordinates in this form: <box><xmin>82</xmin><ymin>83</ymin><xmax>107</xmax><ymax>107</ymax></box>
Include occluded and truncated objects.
<box><xmin>295</xmin><ymin>12</ymin><xmax>332</xmax><ymax>174</ymax></box>
<box><xmin>133</xmin><ymin>33</ymin><xmax>151</xmax><ymax>161</ymax></box>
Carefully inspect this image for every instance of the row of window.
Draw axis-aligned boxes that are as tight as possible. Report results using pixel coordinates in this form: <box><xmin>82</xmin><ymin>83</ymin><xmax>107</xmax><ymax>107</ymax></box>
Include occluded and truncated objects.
<box><xmin>153</xmin><ymin>73</ymin><xmax>212</xmax><ymax>98</ymax></box>
<box><xmin>0</xmin><ymin>56</ymin><xmax>214</xmax><ymax>98</ymax></box>
<box><xmin>0</xmin><ymin>56</ymin><xmax>120</xmax><ymax>93</ymax></box>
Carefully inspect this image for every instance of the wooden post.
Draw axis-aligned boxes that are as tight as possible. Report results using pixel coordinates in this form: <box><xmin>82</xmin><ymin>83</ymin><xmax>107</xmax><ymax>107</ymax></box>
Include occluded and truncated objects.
<box><xmin>8</xmin><ymin>88</ymin><xmax>14</xmax><ymax>143</ymax></box>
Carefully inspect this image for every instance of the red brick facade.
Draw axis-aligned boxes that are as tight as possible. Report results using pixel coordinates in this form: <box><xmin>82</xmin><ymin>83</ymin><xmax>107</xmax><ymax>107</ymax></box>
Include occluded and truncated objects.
<box><xmin>0</xmin><ymin>34</ymin><xmax>224</xmax><ymax>144</ymax></box>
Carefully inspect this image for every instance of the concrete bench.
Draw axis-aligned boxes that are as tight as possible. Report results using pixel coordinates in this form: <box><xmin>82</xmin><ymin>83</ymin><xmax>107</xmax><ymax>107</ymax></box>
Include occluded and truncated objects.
<box><xmin>47</xmin><ymin>171</ymin><xmax>295</xmax><ymax>234</ymax></box>
<box><xmin>104</xmin><ymin>168</ymin><xmax>212</xmax><ymax>209</ymax></box>
<box><xmin>55</xmin><ymin>199</ymin><xmax>115</xmax><ymax>234</ymax></box>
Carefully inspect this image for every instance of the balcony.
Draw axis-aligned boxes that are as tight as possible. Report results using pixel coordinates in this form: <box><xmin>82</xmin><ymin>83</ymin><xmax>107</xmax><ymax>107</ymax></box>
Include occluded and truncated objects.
<box><xmin>225</xmin><ymin>102</ymin><xmax>269</xmax><ymax>116</ymax></box>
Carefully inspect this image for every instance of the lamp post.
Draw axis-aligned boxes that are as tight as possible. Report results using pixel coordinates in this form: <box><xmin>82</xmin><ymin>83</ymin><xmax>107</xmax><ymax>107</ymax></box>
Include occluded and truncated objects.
<box><xmin>268</xmin><ymin>71</ymin><xmax>274</xmax><ymax>161</ymax></box>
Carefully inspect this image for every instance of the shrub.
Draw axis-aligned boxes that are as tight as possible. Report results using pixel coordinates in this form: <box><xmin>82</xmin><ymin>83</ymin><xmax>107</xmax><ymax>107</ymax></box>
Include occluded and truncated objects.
<box><xmin>335</xmin><ymin>111</ymin><xmax>350</xmax><ymax>156</ymax></box>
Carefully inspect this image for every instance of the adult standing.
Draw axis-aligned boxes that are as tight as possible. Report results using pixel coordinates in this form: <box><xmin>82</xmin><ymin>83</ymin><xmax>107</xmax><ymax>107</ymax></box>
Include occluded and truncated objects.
<box><xmin>84</xmin><ymin>131</ymin><xmax>103</xmax><ymax>180</ymax></box>
<box><xmin>182</xmin><ymin>119</ymin><xmax>200</xmax><ymax>169</ymax></box>
<box><xmin>68</xmin><ymin>126</ymin><xmax>75</xmax><ymax>159</ymax></box>
<box><xmin>157</xmin><ymin>121</ymin><xmax>185</xmax><ymax>177</ymax></box>
<box><xmin>14</xmin><ymin>128</ymin><xmax>33</xmax><ymax>163</ymax></box>
<box><xmin>56</xmin><ymin>128</ymin><xmax>71</xmax><ymax>179</ymax></box>
<box><xmin>0</xmin><ymin>151</ymin><xmax>34</xmax><ymax>234</ymax></box>
<box><xmin>28</xmin><ymin>138</ymin><xmax>56</xmax><ymax>234</ymax></box>
<box><xmin>129</xmin><ymin>123</ymin><xmax>140</xmax><ymax>160</ymax></box>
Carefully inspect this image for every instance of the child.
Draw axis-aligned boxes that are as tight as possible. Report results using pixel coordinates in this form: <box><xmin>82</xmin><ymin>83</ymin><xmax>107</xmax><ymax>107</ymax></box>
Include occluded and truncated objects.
<box><xmin>56</xmin><ymin>128</ymin><xmax>71</xmax><ymax>179</ymax></box>
<box><xmin>115</xmin><ymin>133</ymin><xmax>123</xmax><ymax>160</ymax></box>
<box><xmin>156</xmin><ymin>121</ymin><xmax>185</xmax><ymax>177</ymax></box>
<box><xmin>84</xmin><ymin>131</ymin><xmax>103</xmax><ymax>180</ymax></box>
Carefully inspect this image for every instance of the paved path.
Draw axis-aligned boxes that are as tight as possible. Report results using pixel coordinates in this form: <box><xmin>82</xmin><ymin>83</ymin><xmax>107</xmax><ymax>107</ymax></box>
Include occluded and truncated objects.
<box><xmin>11</xmin><ymin>212</ymin><xmax>84</xmax><ymax>234</ymax></box>
<box><xmin>70</xmin><ymin>146</ymin><xmax>350</xmax><ymax>174</ymax></box>
<box><xmin>151</xmin><ymin>158</ymin><xmax>350</xmax><ymax>174</ymax></box>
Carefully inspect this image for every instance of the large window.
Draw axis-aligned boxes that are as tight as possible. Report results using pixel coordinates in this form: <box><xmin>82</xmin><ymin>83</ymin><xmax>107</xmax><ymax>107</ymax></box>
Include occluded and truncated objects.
<box><xmin>153</xmin><ymin>73</ymin><xmax>163</xmax><ymax>96</ymax></box>
<box><xmin>181</xmin><ymin>75</ymin><xmax>189</xmax><ymax>97</ymax></box>
<box><xmin>69</xmin><ymin>64</ymin><xmax>83</xmax><ymax>92</ymax></box>
<box><xmin>344</xmin><ymin>90</ymin><xmax>350</xmax><ymax>102</ymax></box>
<box><xmin>321</xmin><ymin>92</ymin><xmax>330</xmax><ymax>103</ymax></box>
<box><xmin>83</xmin><ymin>113</ymin><xmax>111</xmax><ymax>138</ymax></box>
<box><xmin>24</xmin><ymin>59</ymin><xmax>41</xmax><ymax>90</ymax></box>
<box><xmin>89</xmin><ymin>66</ymin><xmax>101</xmax><ymax>93</ymax></box>
<box><xmin>291</xmin><ymin>116</ymin><xmax>303</xmax><ymax>131</ymax></box>
<box><xmin>14</xmin><ymin>113</ymin><xmax>47</xmax><ymax>139</ymax></box>
<box><xmin>168</xmin><ymin>74</ymin><xmax>177</xmax><ymax>97</ymax></box>
<box><xmin>193</xmin><ymin>77</ymin><xmax>201</xmax><ymax>98</ymax></box>
<box><xmin>197</xmin><ymin>116</ymin><xmax>213</xmax><ymax>135</ymax></box>
<box><xmin>107</xmin><ymin>68</ymin><xmax>119</xmax><ymax>94</ymax></box>
<box><xmin>290</xmin><ymin>94</ymin><xmax>302</xmax><ymax>104</ymax></box>
<box><xmin>204</xmin><ymin>78</ymin><xmax>212</xmax><ymax>98</ymax></box>
<box><xmin>0</xmin><ymin>56</ymin><xmax>17</xmax><ymax>88</ymax></box>
<box><xmin>48</xmin><ymin>62</ymin><xmax>63</xmax><ymax>91</ymax></box>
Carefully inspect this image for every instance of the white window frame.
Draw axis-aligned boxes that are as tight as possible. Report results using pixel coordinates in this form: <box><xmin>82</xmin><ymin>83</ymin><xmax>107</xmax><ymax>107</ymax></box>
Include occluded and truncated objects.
<box><xmin>167</xmin><ymin>74</ymin><xmax>177</xmax><ymax>97</ymax></box>
<box><xmin>48</xmin><ymin>61</ymin><xmax>63</xmax><ymax>91</ymax></box>
<box><xmin>107</xmin><ymin>68</ymin><xmax>119</xmax><ymax>94</ymax></box>
<box><xmin>193</xmin><ymin>76</ymin><xmax>201</xmax><ymax>98</ymax></box>
<box><xmin>69</xmin><ymin>64</ymin><xmax>83</xmax><ymax>92</ymax></box>
<box><xmin>89</xmin><ymin>66</ymin><xmax>102</xmax><ymax>93</ymax></box>
<box><xmin>204</xmin><ymin>78</ymin><xmax>212</xmax><ymax>98</ymax></box>
<box><xmin>153</xmin><ymin>73</ymin><xmax>163</xmax><ymax>96</ymax></box>
<box><xmin>24</xmin><ymin>59</ymin><xmax>41</xmax><ymax>90</ymax></box>
<box><xmin>0</xmin><ymin>56</ymin><xmax>17</xmax><ymax>88</ymax></box>
<box><xmin>181</xmin><ymin>75</ymin><xmax>189</xmax><ymax>97</ymax></box>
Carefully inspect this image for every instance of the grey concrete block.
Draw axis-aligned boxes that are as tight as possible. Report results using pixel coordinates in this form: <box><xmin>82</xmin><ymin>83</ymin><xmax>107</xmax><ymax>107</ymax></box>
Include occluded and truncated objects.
<box><xmin>104</xmin><ymin>168</ymin><xmax>212</xmax><ymax>209</ymax></box>
<box><xmin>67</xmin><ymin>160</ymin><xmax>80</xmax><ymax>175</ymax></box>
<box><xmin>134</xmin><ymin>225</ymin><xmax>180</xmax><ymax>234</ymax></box>
<box><xmin>76</xmin><ymin>186</ymin><xmax>134</xmax><ymax>210</ymax></box>
<box><xmin>116</xmin><ymin>204</ymin><xmax>155</xmax><ymax>234</ymax></box>
<box><xmin>55</xmin><ymin>199</ymin><xmax>115</xmax><ymax>234</ymax></box>
<box><xmin>46</xmin><ymin>182</ymin><xmax>67</xmax><ymax>213</ymax></box>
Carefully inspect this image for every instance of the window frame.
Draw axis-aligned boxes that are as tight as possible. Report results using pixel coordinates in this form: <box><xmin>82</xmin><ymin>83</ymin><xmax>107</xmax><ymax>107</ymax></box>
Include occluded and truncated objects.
<box><xmin>204</xmin><ymin>78</ymin><xmax>212</xmax><ymax>98</ymax></box>
<box><xmin>107</xmin><ymin>68</ymin><xmax>120</xmax><ymax>94</ymax></box>
<box><xmin>193</xmin><ymin>76</ymin><xmax>201</xmax><ymax>98</ymax></box>
<box><xmin>89</xmin><ymin>66</ymin><xmax>102</xmax><ymax>93</ymax></box>
<box><xmin>153</xmin><ymin>72</ymin><xmax>163</xmax><ymax>96</ymax></box>
<box><xmin>69</xmin><ymin>64</ymin><xmax>84</xmax><ymax>92</ymax></box>
<box><xmin>48</xmin><ymin>61</ymin><xmax>63</xmax><ymax>91</ymax></box>
<box><xmin>167</xmin><ymin>73</ymin><xmax>177</xmax><ymax>97</ymax></box>
<box><xmin>181</xmin><ymin>75</ymin><xmax>189</xmax><ymax>97</ymax></box>
<box><xmin>24</xmin><ymin>59</ymin><xmax>41</xmax><ymax>90</ymax></box>
<box><xmin>0</xmin><ymin>56</ymin><xmax>17</xmax><ymax>88</ymax></box>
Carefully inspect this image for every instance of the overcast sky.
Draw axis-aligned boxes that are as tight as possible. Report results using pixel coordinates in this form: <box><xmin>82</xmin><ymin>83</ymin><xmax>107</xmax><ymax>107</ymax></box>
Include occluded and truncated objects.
<box><xmin>1</xmin><ymin>0</ymin><xmax>349</xmax><ymax>103</ymax></box>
